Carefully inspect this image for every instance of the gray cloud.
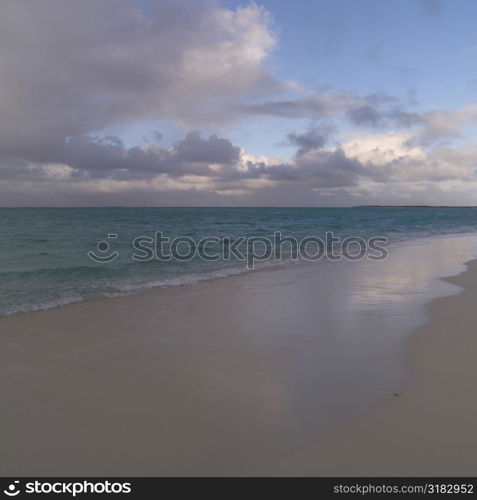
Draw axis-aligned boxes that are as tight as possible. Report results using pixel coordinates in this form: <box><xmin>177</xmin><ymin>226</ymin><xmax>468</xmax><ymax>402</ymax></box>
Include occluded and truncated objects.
<box><xmin>237</xmin><ymin>92</ymin><xmax>423</xmax><ymax>133</ymax></box>
<box><xmin>235</xmin><ymin>93</ymin><xmax>358</xmax><ymax>119</ymax></box>
<box><xmin>0</xmin><ymin>0</ymin><xmax>276</xmax><ymax>165</ymax></box>
<box><xmin>348</xmin><ymin>105</ymin><xmax>422</xmax><ymax>129</ymax></box>
<box><xmin>405</xmin><ymin>105</ymin><xmax>477</xmax><ymax>147</ymax></box>
<box><xmin>237</xmin><ymin>138</ymin><xmax>366</xmax><ymax>188</ymax></box>
<box><xmin>347</xmin><ymin>106</ymin><xmax>383</xmax><ymax>128</ymax></box>
<box><xmin>0</xmin><ymin>125</ymin><xmax>370</xmax><ymax>191</ymax></box>
<box><xmin>287</xmin><ymin>127</ymin><xmax>331</xmax><ymax>156</ymax></box>
<box><xmin>268</xmin><ymin>148</ymin><xmax>366</xmax><ymax>188</ymax></box>
<box><xmin>55</xmin><ymin>132</ymin><xmax>241</xmax><ymax>181</ymax></box>
<box><xmin>174</xmin><ymin>132</ymin><xmax>241</xmax><ymax>165</ymax></box>
<box><xmin>346</xmin><ymin>91</ymin><xmax>423</xmax><ymax>130</ymax></box>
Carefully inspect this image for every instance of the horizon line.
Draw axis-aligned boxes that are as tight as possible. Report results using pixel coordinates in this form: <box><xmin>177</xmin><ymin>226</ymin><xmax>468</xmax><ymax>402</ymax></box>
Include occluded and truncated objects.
<box><xmin>1</xmin><ymin>205</ymin><xmax>477</xmax><ymax>209</ymax></box>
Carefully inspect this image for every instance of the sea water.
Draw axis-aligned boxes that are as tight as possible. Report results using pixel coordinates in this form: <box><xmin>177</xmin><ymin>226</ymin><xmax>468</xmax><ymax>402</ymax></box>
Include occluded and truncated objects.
<box><xmin>1</xmin><ymin>206</ymin><xmax>477</xmax><ymax>316</ymax></box>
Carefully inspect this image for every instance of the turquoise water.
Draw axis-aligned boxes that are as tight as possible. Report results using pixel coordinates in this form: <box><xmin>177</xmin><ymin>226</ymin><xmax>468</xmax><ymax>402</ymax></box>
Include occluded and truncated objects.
<box><xmin>1</xmin><ymin>207</ymin><xmax>477</xmax><ymax>316</ymax></box>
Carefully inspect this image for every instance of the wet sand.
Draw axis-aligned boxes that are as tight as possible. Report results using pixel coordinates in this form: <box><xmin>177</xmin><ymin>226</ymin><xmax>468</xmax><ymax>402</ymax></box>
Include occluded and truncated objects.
<box><xmin>275</xmin><ymin>260</ymin><xmax>477</xmax><ymax>476</ymax></box>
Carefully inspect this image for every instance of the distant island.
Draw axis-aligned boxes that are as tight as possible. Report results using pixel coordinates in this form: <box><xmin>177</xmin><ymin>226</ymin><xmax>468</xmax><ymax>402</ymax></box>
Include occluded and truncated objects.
<box><xmin>354</xmin><ymin>205</ymin><xmax>477</xmax><ymax>208</ymax></box>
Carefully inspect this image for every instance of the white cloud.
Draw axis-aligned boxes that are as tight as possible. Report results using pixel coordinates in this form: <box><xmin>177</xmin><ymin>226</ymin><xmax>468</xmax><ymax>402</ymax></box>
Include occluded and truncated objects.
<box><xmin>341</xmin><ymin>132</ymin><xmax>425</xmax><ymax>166</ymax></box>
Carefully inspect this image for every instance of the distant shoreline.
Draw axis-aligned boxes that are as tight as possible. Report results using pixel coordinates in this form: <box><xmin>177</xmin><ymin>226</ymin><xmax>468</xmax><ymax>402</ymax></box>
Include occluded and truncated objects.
<box><xmin>353</xmin><ymin>205</ymin><xmax>477</xmax><ymax>208</ymax></box>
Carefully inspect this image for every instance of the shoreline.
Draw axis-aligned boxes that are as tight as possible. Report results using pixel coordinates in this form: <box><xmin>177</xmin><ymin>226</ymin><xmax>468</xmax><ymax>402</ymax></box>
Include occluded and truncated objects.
<box><xmin>1</xmin><ymin>235</ymin><xmax>476</xmax><ymax>475</ymax></box>
<box><xmin>274</xmin><ymin>259</ymin><xmax>477</xmax><ymax>476</ymax></box>
<box><xmin>3</xmin><ymin>230</ymin><xmax>477</xmax><ymax>320</ymax></box>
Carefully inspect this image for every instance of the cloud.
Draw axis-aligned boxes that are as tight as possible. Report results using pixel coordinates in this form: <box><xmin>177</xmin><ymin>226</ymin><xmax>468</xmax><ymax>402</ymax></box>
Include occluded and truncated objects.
<box><xmin>347</xmin><ymin>106</ymin><xmax>383</xmax><ymax>128</ymax></box>
<box><xmin>174</xmin><ymin>132</ymin><xmax>241</xmax><ymax>165</ymax></box>
<box><xmin>55</xmin><ymin>132</ymin><xmax>242</xmax><ymax>181</ymax></box>
<box><xmin>2</xmin><ymin>122</ymin><xmax>477</xmax><ymax>206</ymax></box>
<box><xmin>287</xmin><ymin>126</ymin><xmax>332</xmax><ymax>155</ymax></box>
<box><xmin>341</xmin><ymin>132</ymin><xmax>475</xmax><ymax>183</ymax></box>
<box><xmin>235</xmin><ymin>93</ymin><xmax>360</xmax><ymax>119</ymax></box>
<box><xmin>0</xmin><ymin>0</ymin><xmax>276</xmax><ymax>163</ymax></box>
<box><xmin>236</xmin><ymin>91</ymin><xmax>422</xmax><ymax>129</ymax></box>
<box><xmin>412</xmin><ymin>105</ymin><xmax>477</xmax><ymax>146</ymax></box>
<box><xmin>1</xmin><ymin>0</ymin><xmax>477</xmax><ymax>206</ymax></box>
<box><xmin>346</xmin><ymin>96</ymin><xmax>422</xmax><ymax>129</ymax></box>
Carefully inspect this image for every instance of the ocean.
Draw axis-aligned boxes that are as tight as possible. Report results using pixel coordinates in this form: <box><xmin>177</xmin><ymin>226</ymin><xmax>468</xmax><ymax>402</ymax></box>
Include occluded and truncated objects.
<box><xmin>1</xmin><ymin>206</ymin><xmax>477</xmax><ymax>316</ymax></box>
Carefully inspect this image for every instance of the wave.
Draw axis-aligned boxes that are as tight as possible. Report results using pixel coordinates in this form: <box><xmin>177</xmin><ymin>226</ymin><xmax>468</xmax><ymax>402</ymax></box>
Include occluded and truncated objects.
<box><xmin>0</xmin><ymin>293</ymin><xmax>84</xmax><ymax>317</ymax></box>
<box><xmin>107</xmin><ymin>258</ymin><xmax>293</xmax><ymax>295</ymax></box>
<box><xmin>0</xmin><ymin>259</ymin><xmax>293</xmax><ymax>317</ymax></box>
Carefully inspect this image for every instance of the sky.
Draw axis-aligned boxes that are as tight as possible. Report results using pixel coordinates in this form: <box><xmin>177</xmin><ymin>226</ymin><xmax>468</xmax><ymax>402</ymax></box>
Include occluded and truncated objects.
<box><xmin>1</xmin><ymin>0</ymin><xmax>477</xmax><ymax>206</ymax></box>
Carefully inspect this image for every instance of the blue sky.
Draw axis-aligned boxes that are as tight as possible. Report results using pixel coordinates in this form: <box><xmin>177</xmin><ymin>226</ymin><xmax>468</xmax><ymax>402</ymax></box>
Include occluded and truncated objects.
<box><xmin>120</xmin><ymin>0</ymin><xmax>477</xmax><ymax>157</ymax></box>
<box><xmin>232</xmin><ymin>0</ymin><xmax>477</xmax><ymax>108</ymax></box>
<box><xmin>1</xmin><ymin>0</ymin><xmax>477</xmax><ymax>206</ymax></box>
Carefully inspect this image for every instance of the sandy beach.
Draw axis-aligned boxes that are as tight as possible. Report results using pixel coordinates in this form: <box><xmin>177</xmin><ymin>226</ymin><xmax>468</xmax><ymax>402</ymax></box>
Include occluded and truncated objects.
<box><xmin>1</xmin><ymin>235</ymin><xmax>477</xmax><ymax>476</ymax></box>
